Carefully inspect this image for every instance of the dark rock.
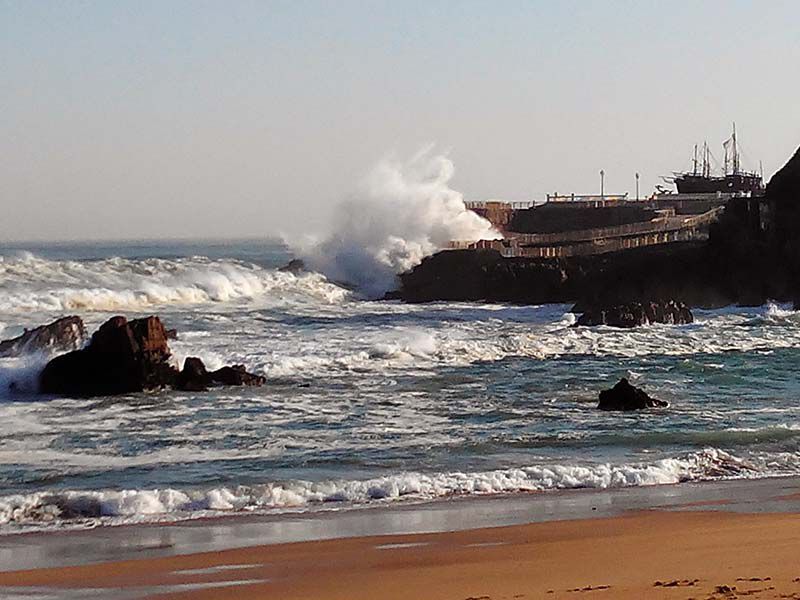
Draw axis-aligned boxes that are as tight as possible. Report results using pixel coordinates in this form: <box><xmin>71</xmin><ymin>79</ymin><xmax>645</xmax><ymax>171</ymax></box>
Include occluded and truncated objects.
<box><xmin>177</xmin><ymin>356</ymin><xmax>210</xmax><ymax>392</ymax></box>
<box><xmin>279</xmin><ymin>258</ymin><xmax>306</xmax><ymax>274</ymax></box>
<box><xmin>165</xmin><ymin>328</ymin><xmax>178</xmax><ymax>340</ymax></box>
<box><xmin>598</xmin><ymin>378</ymin><xmax>668</xmax><ymax>411</ymax></box>
<box><xmin>176</xmin><ymin>357</ymin><xmax>265</xmax><ymax>390</ymax></box>
<box><xmin>209</xmin><ymin>365</ymin><xmax>266</xmax><ymax>387</ymax></box>
<box><xmin>0</xmin><ymin>316</ymin><xmax>86</xmax><ymax>358</ymax></box>
<box><xmin>39</xmin><ymin>316</ymin><xmax>177</xmax><ymax>397</ymax></box>
<box><xmin>575</xmin><ymin>300</ymin><xmax>693</xmax><ymax>328</ymax></box>
<box><xmin>38</xmin><ymin>316</ymin><xmax>266</xmax><ymax>398</ymax></box>
<box><xmin>394</xmin><ymin>244</ymin><xmax>731</xmax><ymax>308</ymax></box>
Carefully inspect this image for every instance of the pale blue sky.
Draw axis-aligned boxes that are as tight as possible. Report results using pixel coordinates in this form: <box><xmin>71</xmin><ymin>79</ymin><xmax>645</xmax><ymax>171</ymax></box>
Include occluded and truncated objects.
<box><xmin>2</xmin><ymin>0</ymin><xmax>799</xmax><ymax>241</ymax></box>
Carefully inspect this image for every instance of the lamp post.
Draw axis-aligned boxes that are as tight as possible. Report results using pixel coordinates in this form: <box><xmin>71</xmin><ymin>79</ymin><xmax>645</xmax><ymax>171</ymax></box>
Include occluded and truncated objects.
<box><xmin>635</xmin><ymin>172</ymin><xmax>640</xmax><ymax>201</ymax></box>
<box><xmin>600</xmin><ymin>169</ymin><xmax>605</xmax><ymax>199</ymax></box>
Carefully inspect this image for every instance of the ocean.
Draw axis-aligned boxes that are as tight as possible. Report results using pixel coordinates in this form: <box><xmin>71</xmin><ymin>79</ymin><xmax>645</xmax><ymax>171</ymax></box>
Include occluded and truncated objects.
<box><xmin>1</xmin><ymin>238</ymin><xmax>799</xmax><ymax>533</ymax></box>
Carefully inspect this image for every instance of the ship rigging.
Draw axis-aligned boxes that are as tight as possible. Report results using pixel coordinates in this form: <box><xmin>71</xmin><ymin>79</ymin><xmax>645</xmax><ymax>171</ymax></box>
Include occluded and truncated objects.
<box><xmin>665</xmin><ymin>124</ymin><xmax>764</xmax><ymax>195</ymax></box>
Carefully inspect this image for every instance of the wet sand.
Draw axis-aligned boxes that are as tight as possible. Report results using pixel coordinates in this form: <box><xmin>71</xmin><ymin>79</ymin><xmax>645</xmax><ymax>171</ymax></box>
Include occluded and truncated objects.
<box><xmin>3</xmin><ymin>510</ymin><xmax>800</xmax><ymax>599</ymax></box>
<box><xmin>4</xmin><ymin>479</ymin><xmax>800</xmax><ymax>599</ymax></box>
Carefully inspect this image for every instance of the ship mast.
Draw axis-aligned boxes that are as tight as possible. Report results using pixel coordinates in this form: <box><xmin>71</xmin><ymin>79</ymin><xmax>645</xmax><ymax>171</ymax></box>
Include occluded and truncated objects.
<box><xmin>732</xmin><ymin>122</ymin><xmax>739</xmax><ymax>174</ymax></box>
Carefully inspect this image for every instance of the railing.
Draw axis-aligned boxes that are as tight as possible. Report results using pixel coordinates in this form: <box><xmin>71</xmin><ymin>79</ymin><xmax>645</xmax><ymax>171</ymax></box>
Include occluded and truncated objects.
<box><xmin>449</xmin><ymin>206</ymin><xmax>725</xmax><ymax>258</ymax></box>
<box><xmin>508</xmin><ymin>228</ymin><xmax>708</xmax><ymax>258</ymax></box>
<box><xmin>464</xmin><ymin>200</ymin><xmax>537</xmax><ymax>210</ymax></box>
<box><xmin>509</xmin><ymin>207</ymin><xmax>724</xmax><ymax>246</ymax></box>
<box><xmin>546</xmin><ymin>193</ymin><xmax>629</xmax><ymax>203</ymax></box>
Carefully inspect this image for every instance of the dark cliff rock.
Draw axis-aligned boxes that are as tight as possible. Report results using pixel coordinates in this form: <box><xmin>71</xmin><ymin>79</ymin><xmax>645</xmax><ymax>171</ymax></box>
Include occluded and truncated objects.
<box><xmin>0</xmin><ymin>316</ymin><xmax>86</xmax><ymax>358</ymax></box>
<box><xmin>39</xmin><ymin>316</ymin><xmax>264</xmax><ymax>398</ymax></box>
<box><xmin>395</xmin><ymin>244</ymin><xmax>728</xmax><ymax>308</ymax></box>
<box><xmin>575</xmin><ymin>300</ymin><xmax>693</xmax><ymax>328</ymax></box>
<box><xmin>598</xmin><ymin>378</ymin><xmax>668</xmax><ymax>411</ymax></box>
<box><xmin>767</xmin><ymin>146</ymin><xmax>800</xmax><ymax>284</ymax></box>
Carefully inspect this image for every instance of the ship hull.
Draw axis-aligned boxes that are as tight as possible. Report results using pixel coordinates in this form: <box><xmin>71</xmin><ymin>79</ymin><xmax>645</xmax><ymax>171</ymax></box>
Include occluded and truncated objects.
<box><xmin>675</xmin><ymin>173</ymin><xmax>763</xmax><ymax>194</ymax></box>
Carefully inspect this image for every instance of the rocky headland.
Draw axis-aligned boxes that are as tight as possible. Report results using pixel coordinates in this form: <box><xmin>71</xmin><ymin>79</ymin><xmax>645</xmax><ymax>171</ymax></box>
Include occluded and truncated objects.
<box><xmin>391</xmin><ymin>144</ymin><xmax>800</xmax><ymax>319</ymax></box>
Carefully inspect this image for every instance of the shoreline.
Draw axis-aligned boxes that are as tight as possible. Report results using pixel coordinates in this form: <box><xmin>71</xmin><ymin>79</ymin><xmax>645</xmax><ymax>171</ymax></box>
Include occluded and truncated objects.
<box><xmin>3</xmin><ymin>476</ymin><xmax>800</xmax><ymax>573</ymax></box>
<box><xmin>4</xmin><ymin>506</ymin><xmax>800</xmax><ymax>598</ymax></box>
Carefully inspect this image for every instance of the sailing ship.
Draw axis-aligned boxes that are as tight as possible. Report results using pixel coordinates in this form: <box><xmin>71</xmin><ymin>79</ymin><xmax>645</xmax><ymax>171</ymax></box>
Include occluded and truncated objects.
<box><xmin>669</xmin><ymin>124</ymin><xmax>764</xmax><ymax>195</ymax></box>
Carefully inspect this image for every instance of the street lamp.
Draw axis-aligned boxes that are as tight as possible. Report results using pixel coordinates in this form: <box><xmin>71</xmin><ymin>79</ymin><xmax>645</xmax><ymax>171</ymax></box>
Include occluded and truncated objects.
<box><xmin>600</xmin><ymin>169</ymin><xmax>605</xmax><ymax>199</ymax></box>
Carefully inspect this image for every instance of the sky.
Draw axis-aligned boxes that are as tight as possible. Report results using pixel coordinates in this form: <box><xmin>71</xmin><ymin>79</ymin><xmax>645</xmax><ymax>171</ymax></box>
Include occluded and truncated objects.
<box><xmin>2</xmin><ymin>0</ymin><xmax>799</xmax><ymax>242</ymax></box>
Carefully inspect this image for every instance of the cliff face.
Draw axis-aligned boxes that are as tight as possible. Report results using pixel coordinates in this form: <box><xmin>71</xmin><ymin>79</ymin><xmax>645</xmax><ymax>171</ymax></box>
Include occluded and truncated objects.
<box><xmin>396</xmin><ymin>243</ymin><xmax>732</xmax><ymax>308</ymax></box>
<box><xmin>767</xmin><ymin>146</ymin><xmax>800</xmax><ymax>272</ymax></box>
<box><xmin>394</xmin><ymin>144</ymin><xmax>800</xmax><ymax>308</ymax></box>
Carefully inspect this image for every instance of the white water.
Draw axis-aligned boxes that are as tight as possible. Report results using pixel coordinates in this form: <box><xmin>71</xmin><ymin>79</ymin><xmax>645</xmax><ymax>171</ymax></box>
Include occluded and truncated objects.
<box><xmin>0</xmin><ymin>448</ymin><xmax>754</xmax><ymax>529</ymax></box>
<box><xmin>3</xmin><ymin>242</ymin><xmax>800</xmax><ymax>534</ymax></box>
<box><xmin>299</xmin><ymin>148</ymin><xmax>500</xmax><ymax>297</ymax></box>
<box><xmin>0</xmin><ymin>254</ymin><xmax>348</xmax><ymax>313</ymax></box>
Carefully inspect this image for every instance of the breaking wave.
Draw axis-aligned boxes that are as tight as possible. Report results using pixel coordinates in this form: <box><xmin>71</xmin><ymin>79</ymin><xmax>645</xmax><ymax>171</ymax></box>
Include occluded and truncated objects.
<box><xmin>0</xmin><ymin>254</ymin><xmax>348</xmax><ymax>312</ymax></box>
<box><xmin>299</xmin><ymin>148</ymin><xmax>500</xmax><ymax>298</ymax></box>
<box><xmin>0</xmin><ymin>449</ymin><xmax>757</xmax><ymax>530</ymax></box>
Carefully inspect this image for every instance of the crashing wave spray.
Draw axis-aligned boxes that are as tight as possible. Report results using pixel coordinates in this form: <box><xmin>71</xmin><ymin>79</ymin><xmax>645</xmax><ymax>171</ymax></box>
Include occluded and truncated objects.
<box><xmin>300</xmin><ymin>148</ymin><xmax>501</xmax><ymax>298</ymax></box>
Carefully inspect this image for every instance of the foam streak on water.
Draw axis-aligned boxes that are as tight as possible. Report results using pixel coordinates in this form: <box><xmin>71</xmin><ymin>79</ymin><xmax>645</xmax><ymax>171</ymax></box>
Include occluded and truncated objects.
<box><xmin>1</xmin><ymin>240</ymin><xmax>800</xmax><ymax>533</ymax></box>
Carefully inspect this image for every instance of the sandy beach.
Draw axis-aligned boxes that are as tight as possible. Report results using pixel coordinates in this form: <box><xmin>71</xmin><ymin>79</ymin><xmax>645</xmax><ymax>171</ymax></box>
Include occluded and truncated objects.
<box><xmin>3</xmin><ymin>496</ymin><xmax>800</xmax><ymax>599</ymax></box>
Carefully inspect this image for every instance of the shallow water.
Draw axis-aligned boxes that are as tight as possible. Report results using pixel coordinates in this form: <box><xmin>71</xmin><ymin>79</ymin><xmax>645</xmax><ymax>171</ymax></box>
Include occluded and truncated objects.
<box><xmin>1</xmin><ymin>239</ymin><xmax>799</xmax><ymax>532</ymax></box>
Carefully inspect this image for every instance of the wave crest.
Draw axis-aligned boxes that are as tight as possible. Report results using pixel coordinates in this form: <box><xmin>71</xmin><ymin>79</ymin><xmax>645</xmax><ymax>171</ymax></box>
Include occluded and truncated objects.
<box><xmin>0</xmin><ymin>255</ymin><xmax>348</xmax><ymax>312</ymax></box>
<box><xmin>0</xmin><ymin>449</ymin><xmax>754</xmax><ymax>530</ymax></box>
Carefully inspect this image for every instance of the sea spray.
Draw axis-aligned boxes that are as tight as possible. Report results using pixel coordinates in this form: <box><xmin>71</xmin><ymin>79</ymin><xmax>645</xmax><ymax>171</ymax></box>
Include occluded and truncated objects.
<box><xmin>299</xmin><ymin>148</ymin><xmax>500</xmax><ymax>298</ymax></box>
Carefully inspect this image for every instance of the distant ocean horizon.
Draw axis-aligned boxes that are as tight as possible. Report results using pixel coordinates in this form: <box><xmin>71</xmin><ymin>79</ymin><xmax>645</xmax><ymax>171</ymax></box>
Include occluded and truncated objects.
<box><xmin>2</xmin><ymin>238</ymin><xmax>800</xmax><ymax>533</ymax></box>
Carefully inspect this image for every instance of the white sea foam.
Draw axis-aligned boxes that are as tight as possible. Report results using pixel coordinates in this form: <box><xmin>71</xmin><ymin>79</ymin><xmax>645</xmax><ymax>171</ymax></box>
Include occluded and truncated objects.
<box><xmin>0</xmin><ymin>255</ymin><xmax>348</xmax><ymax>313</ymax></box>
<box><xmin>0</xmin><ymin>448</ymin><xmax>755</xmax><ymax>529</ymax></box>
<box><xmin>299</xmin><ymin>148</ymin><xmax>500</xmax><ymax>298</ymax></box>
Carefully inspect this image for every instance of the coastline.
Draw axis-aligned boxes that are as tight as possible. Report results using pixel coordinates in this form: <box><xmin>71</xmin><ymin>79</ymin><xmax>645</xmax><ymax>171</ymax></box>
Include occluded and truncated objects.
<box><xmin>4</xmin><ymin>477</ymin><xmax>800</xmax><ymax>598</ymax></box>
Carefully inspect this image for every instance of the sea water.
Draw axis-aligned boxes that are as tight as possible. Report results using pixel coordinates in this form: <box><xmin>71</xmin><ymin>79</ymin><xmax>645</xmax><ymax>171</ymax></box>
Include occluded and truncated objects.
<box><xmin>0</xmin><ymin>239</ymin><xmax>799</xmax><ymax>532</ymax></box>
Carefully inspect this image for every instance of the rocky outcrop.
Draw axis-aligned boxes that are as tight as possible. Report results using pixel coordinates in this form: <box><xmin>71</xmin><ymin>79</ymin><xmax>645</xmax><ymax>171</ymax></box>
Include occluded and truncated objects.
<box><xmin>176</xmin><ymin>357</ymin><xmax>266</xmax><ymax>391</ymax></box>
<box><xmin>0</xmin><ymin>316</ymin><xmax>86</xmax><ymax>358</ymax></box>
<box><xmin>39</xmin><ymin>316</ymin><xmax>264</xmax><ymax>398</ymax></box>
<box><xmin>575</xmin><ymin>300</ymin><xmax>693</xmax><ymax>328</ymax></box>
<box><xmin>279</xmin><ymin>258</ymin><xmax>306</xmax><ymax>274</ymax></box>
<box><xmin>393</xmin><ymin>244</ymin><xmax>731</xmax><ymax>307</ymax></box>
<box><xmin>40</xmin><ymin>316</ymin><xmax>176</xmax><ymax>397</ymax></box>
<box><xmin>598</xmin><ymin>378</ymin><xmax>668</xmax><ymax>411</ymax></box>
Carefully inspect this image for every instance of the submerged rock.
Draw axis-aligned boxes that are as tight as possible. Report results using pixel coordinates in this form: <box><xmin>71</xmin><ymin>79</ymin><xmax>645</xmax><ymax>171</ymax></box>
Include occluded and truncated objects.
<box><xmin>176</xmin><ymin>357</ymin><xmax>266</xmax><ymax>391</ymax></box>
<box><xmin>598</xmin><ymin>378</ymin><xmax>669</xmax><ymax>411</ymax></box>
<box><xmin>208</xmin><ymin>364</ymin><xmax>266</xmax><ymax>387</ymax></box>
<box><xmin>279</xmin><ymin>258</ymin><xmax>306</xmax><ymax>274</ymax></box>
<box><xmin>0</xmin><ymin>316</ymin><xmax>86</xmax><ymax>358</ymax></box>
<box><xmin>39</xmin><ymin>316</ymin><xmax>265</xmax><ymax>398</ymax></box>
<box><xmin>576</xmin><ymin>300</ymin><xmax>693</xmax><ymax>328</ymax></box>
<box><xmin>176</xmin><ymin>356</ymin><xmax>211</xmax><ymax>392</ymax></box>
